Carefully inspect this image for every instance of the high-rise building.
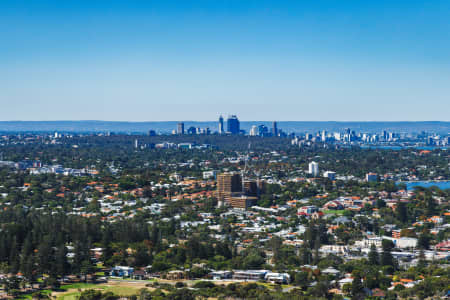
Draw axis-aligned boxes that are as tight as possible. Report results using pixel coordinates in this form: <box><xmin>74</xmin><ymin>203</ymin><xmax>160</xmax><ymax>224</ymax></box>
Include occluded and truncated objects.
<box><xmin>227</xmin><ymin>115</ymin><xmax>240</xmax><ymax>135</ymax></box>
<box><xmin>321</xmin><ymin>130</ymin><xmax>327</xmax><ymax>142</ymax></box>
<box><xmin>218</xmin><ymin>115</ymin><xmax>224</xmax><ymax>134</ymax></box>
<box><xmin>177</xmin><ymin>122</ymin><xmax>185</xmax><ymax>135</ymax></box>
<box><xmin>243</xmin><ymin>180</ymin><xmax>258</xmax><ymax>197</ymax></box>
<box><xmin>258</xmin><ymin>125</ymin><xmax>268</xmax><ymax>136</ymax></box>
<box><xmin>216</xmin><ymin>172</ymin><xmax>242</xmax><ymax>202</ymax></box>
<box><xmin>308</xmin><ymin>161</ymin><xmax>319</xmax><ymax>177</ymax></box>
<box><xmin>187</xmin><ymin>126</ymin><xmax>196</xmax><ymax>135</ymax></box>
<box><xmin>249</xmin><ymin>125</ymin><xmax>258</xmax><ymax>136</ymax></box>
<box><xmin>272</xmin><ymin>121</ymin><xmax>278</xmax><ymax>136</ymax></box>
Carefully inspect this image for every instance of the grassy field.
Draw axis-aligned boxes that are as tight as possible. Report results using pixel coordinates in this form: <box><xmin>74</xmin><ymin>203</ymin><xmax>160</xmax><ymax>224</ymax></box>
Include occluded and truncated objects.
<box><xmin>15</xmin><ymin>280</ymin><xmax>157</xmax><ymax>300</ymax></box>
<box><xmin>17</xmin><ymin>279</ymin><xmax>281</xmax><ymax>299</ymax></box>
<box><xmin>60</xmin><ymin>283</ymin><xmax>98</xmax><ymax>290</ymax></box>
<box><xmin>54</xmin><ymin>281</ymin><xmax>148</xmax><ymax>300</ymax></box>
<box><xmin>322</xmin><ymin>209</ymin><xmax>346</xmax><ymax>215</ymax></box>
<box><xmin>56</xmin><ymin>286</ymin><xmax>141</xmax><ymax>300</ymax></box>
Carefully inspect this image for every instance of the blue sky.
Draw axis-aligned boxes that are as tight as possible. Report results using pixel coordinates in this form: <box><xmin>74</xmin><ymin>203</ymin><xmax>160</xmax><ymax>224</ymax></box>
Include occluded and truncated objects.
<box><xmin>1</xmin><ymin>0</ymin><xmax>449</xmax><ymax>121</ymax></box>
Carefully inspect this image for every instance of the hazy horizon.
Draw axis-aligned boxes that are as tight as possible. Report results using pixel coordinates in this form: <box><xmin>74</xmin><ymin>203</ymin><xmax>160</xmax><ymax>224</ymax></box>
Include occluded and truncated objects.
<box><xmin>0</xmin><ymin>120</ymin><xmax>449</xmax><ymax>134</ymax></box>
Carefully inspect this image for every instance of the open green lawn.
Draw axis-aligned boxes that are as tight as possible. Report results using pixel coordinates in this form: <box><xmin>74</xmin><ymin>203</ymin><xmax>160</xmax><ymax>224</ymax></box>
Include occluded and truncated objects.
<box><xmin>322</xmin><ymin>209</ymin><xmax>346</xmax><ymax>215</ymax></box>
<box><xmin>55</xmin><ymin>284</ymin><xmax>143</xmax><ymax>300</ymax></box>
<box><xmin>60</xmin><ymin>283</ymin><xmax>98</xmax><ymax>290</ymax></box>
<box><xmin>15</xmin><ymin>283</ymin><xmax>124</xmax><ymax>300</ymax></box>
<box><xmin>57</xmin><ymin>293</ymin><xmax>80</xmax><ymax>300</ymax></box>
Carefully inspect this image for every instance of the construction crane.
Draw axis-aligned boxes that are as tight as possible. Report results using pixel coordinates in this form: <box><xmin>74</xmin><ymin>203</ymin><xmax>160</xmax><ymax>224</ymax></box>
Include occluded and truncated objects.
<box><xmin>241</xmin><ymin>142</ymin><xmax>251</xmax><ymax>194</ymax></box>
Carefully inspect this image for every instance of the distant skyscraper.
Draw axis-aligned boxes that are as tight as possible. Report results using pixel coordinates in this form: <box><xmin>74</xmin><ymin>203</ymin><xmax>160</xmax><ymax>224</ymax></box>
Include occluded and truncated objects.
<box><xmin>308</xmin><ymin>161</ymin><xmax>319</xmax><ymax>177</ymax></box>
<box><xmin>321</xmin><ymin>130</ymin><xmax>327</xmax><ymax>142</ymax></box>
<box><xmin>187</xmin><ymin>126</ymin><xmax>196</xmax><ymax>135</ymax></box>
<box><xmin>218</xmin><ymin>115</ymin><xmax>224</xmax><ymax>134</ymax></box>
<box><xmin>272</xmin><ymin>121</ymin><xmax>278</xmax><ymax>136</ymax></box>
<box><xmin>134</xmin><ymin>139</ymin><xmax>139</xmax><ymax>149</ymax></box>
<box><xmin>227</xmin><ymin>115</ymin><xmax>240</xmax><ymax>135</ymax></box>
<box><xmin>258</xmin><ymin>124</ymin><xmax>268</xmax><ymax>136</ymax></box>
<box><xmin>216</xmin><ymin>172</ymin><xmax>242</xmax><ymax>203</ymax></box>
<box><xmin>249</xmin><ymin>125</ymin><xmax>258</xmax><ymax>136</ymax></box>
<box><xmin>177</xmin><ymin>122</ymin><xmax>185</xmax><ymax>135</ymax></box>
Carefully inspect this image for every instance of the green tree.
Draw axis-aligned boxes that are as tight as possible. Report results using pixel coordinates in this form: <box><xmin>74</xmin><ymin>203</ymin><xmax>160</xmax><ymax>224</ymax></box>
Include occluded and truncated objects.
<box><xmin>351</xmin><ymin>272</ymin><xmax>364</xmax><ymax>300</ymax></box>
<box><xmin>396</xmin><ymin>202</ymin><xmax>408</xmax><ymax>223</ymax></box>
<box><xmin>381</xmin><ymin>239</ymin><xmax>395</xmax><ymax>273</ymax></box>
<box><xmin>80</xmin><ymin>260</ymin><xmax>95</xmax><ymax>282</ymax></box>
<box><xmin>368</xmin><ymin>243</ymin><xmax>379</xmax><ymax>265</ymax></box>
<box><xmin>418</xmin><ymin>233</ymin><xmax>431</xmax><ymax>250</ymax></box>
<box><xmin>55</xmin><ymin>245</ymin><xmax>70</xmax><ymax>279</ymax></box>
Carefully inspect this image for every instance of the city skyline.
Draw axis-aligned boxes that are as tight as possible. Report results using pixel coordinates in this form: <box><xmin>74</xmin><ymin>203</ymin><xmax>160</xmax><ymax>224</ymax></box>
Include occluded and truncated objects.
<box><xmin>0</xmin><ymin>120</ymin><xmax>450</xmax><ymax>135</ymax></box>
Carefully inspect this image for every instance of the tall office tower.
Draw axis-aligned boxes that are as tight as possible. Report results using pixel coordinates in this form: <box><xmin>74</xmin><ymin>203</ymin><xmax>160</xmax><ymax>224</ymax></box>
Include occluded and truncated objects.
<box><xmin>218</xmin><ymin>115</ymin><xmax>224</xmax><ymax>134</ymax></box>
<box><xmin>187</xmin><ymin>126</ymin><xmax>196</xmax><ymax>135</ymax></box>
<box><xmin>134</xmin><ymin>139</ymin><xmax>139</xmax><ymax>149</ymax></box>
<box><xmin>308</xmin><ymin>161</ymin><xmax>319</xmax><ymax>177</ymax></box>
<box><xmin>321</xmin><ymin>130</ymin><xmax>327</xmax><ymax>142</ymax></box>
<box><xmin>272</xmin><ymin>121</ymin><xmax>278</xmax><ymax>136</ymax></box>
<box><xmin>227</xmin><ymin>115</ymin><xmax>240</xmax><ymax>135</ymax></box>
<box><xmin>249</xmin><ymin>125</ymin><xmax>258</xmax><ymax>136</ymax></box>
<box><xmin>177</xmin><ymin>122</ymin><xmax>185</xmax><ymax>135</ymax></box>
<box><xmin>258</xmin><ymin>124</ymin><xmax>268</xmax><ymax>136</ymax></box>
<box><xmin>216</xmin><ymin>172</ymin><xmax>242</xmax><ymax>202</ymax></box>
<box><xmin>388</xmin><ymin>132</ymin><xmax>395</xmax><ymax>141</ymax></box>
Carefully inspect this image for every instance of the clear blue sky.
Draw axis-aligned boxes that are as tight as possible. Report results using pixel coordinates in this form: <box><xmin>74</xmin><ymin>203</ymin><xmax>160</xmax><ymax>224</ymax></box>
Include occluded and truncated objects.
<box><xmin>1</xmin><ymin>0</ymin><xmax>449</xmax><ymax>121</ymax></box>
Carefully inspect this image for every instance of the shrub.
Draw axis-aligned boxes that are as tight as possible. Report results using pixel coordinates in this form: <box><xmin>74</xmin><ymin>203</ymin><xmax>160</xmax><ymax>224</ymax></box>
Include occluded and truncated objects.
<box><xmin>193</xmin><ymin>281</ymin><xmax>216</xmax><ymax>289</ymax></box>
